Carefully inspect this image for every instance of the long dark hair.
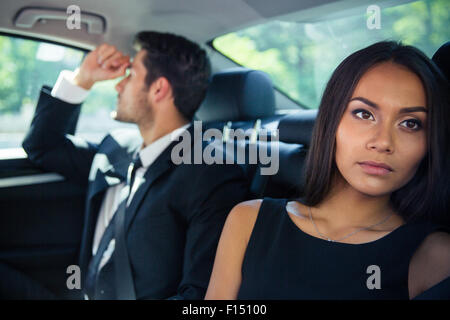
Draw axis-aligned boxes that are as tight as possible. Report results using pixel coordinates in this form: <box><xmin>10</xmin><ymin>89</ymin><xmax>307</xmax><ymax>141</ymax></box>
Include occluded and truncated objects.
<box><xmin>303</xmin><ymin>41</ymin><xmax>450</xmax><ymax>226</ymax></box>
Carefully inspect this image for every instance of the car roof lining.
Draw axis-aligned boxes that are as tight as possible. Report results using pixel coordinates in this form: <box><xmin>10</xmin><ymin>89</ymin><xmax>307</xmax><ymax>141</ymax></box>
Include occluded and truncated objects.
<box><xmin>0</xmin><ymin>0</ymin><xmax>419</xmax><ymax>51</ymax></box>
<box><xmin>0</xmin><ymin>0</ymin><xmax>419</xmax><ymax>111</ymax></box>
<box><xmin>0</xmin><ymin>0</ymin><xmax>360</xmax><ymax>52</ymax></box>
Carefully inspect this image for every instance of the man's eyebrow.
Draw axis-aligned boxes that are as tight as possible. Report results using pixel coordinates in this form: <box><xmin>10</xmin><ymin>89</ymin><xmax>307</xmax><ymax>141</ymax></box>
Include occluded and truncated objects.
<box><xmin>349</xmin><ymin>97</ymin><xmax>427</xmax><ymax>114</ymax></box>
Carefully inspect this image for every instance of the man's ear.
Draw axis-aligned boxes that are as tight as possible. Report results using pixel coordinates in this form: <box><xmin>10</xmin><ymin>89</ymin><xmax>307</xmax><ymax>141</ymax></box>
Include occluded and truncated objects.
<box><xmin>148</xmin><ymin>77</ymin><xmax>172</xmax><ymax>104</ymax></box>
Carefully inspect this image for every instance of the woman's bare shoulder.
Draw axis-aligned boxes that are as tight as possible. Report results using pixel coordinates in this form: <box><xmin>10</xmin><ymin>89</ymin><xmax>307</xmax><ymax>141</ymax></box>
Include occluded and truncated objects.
<box><xmin>205</xmin><ymin>199</ymin><xmax>264</xmax><ymax>300</ymax></box>
<box><xmin>409</xmin><ymin>230</ymin><xmax>450</xmax><ymax>298</ymax></box>
<box><xmin>413</xmin><ymin>231</ymin><xmax>450</xmax><ymax>266</ymax></box>
<box><xmin>412</xmin><ymin>231</ymin><xmax>450</xmax><ymax>266</ymax></box>
<box><xmin>286</xmin><ymin>200</ymin><xmax>309</xmax><ymax>219</ymax></box>
<box><xmin>231</xmin><ymin>199</ymin><xmax>263</xmax><ymax>214</ymax></box>
<box><xmin>225</xmin><ymin>199</ymin><xmax>263</xmax><ymax>236</ymax></box>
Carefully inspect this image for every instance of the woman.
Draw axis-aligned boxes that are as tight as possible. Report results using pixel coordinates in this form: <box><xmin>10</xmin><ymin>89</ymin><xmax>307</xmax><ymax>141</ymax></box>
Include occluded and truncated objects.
<box><xmin>205</xmin><ymin>41</ymin><xmax>450</xmax><ymax>300</ymax></box>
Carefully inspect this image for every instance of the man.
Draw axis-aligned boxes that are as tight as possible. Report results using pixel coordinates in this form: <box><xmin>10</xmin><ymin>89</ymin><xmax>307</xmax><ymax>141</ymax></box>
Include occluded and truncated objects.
<box><xmin>21</xmin><ymin>31</ymin><xmax>249</xmax><ymax>299</ymax></box>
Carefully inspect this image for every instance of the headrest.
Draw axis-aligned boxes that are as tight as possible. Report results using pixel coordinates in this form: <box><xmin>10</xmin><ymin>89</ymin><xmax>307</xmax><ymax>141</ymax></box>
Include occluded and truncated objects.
<box><xmin>196</xmin><ymin>68</ymin><xmax>275</xmax><ymax>122</ymax></box>
<box><xmin>432</xmin><ymin>41</ymin><xmax>450</xmax><ymax>81</ymax></box>
<box><xmin>253</xmin><ymin>142</ymin><xmax>308</xmax><ymax>199</ymax></box>
<box><xmin>277</xmin><ymin>110</ymin><xmax>318</xmax><ymax>147</ymax></box>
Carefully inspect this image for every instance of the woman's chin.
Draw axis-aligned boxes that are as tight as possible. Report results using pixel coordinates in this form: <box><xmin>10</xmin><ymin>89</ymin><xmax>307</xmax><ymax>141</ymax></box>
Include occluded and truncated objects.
<box><xmin>350</xmin><ymin>181</ymin><xmax>394</xmax><ymax>198</ymax></box>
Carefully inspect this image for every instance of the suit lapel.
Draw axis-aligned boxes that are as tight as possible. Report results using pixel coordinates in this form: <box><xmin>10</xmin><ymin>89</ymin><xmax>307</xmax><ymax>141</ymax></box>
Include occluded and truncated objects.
<box><xmin>123</xmin><ymin>145</ymin><xmax>174</xmax><ymax>232</ymax></box>
<box><xmin>123</xmin><ymin>124</ymin><xmax>197</xmax><ymax>232</ymax></box>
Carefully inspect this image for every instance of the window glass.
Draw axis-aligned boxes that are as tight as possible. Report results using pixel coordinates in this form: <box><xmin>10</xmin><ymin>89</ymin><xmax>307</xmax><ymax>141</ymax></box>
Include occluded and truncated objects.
<box><xmin>0</xmin><ymin>35</ymin><xmax>133</xmax><ymax>150</ymax></box>
<box><xmin>75</xmin><ymin>78</ymin><xmax>136</xmax><ymax>144</ymax></box>
<box><xmin>212</xmin><ymin>0</ymin><xmax>449</xmax><ymax>109</ymax></box>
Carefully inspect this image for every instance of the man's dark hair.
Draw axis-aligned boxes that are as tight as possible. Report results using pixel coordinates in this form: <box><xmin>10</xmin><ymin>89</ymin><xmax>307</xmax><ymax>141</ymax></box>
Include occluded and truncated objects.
<box><xmin>302</xmin><ymin>41</ymin><xmax>450</xmax><ymax>226</ymax></box>
<box><xmin>133</xmin><ymin>31</ymin><xmax>211</xmax><ymax>121</ymax></box>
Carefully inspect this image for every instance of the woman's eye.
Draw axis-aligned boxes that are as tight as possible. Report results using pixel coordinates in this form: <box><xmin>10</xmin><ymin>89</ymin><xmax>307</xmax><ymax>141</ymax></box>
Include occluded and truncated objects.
<box><xmin>400</xmin><ymin>119</ymin><xmax>422</xmax><ymax>130</ymax></box>
<box><xmin>353</xmin><ymin>109</ymin><xmax>374</xmax><ymax>120</ymax></box>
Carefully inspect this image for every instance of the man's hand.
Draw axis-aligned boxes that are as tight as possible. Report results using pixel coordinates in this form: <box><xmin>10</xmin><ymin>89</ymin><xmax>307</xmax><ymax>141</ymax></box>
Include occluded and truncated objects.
<box><xmin>73</xmin><ymin>43</ymin><xmax>131</xmax><ymax>90</ymax></box>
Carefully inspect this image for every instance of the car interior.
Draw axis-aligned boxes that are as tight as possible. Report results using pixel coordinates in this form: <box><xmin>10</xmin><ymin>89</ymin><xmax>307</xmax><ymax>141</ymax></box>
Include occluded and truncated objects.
<box><xmin>0</xmin><ymin>0</ymin><xmax>448</xmax><ymax>299</ymax></box>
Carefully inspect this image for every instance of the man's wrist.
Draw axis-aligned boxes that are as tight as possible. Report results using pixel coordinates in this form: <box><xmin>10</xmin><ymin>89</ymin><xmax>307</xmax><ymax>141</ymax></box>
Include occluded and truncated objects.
<box><xmin>73</xmin><ymin>69</ymin><xmax>95</xmax><ymax>90</ymax></box>
<box><xmin>51</xmin><ymin>70</ymin><xmax>90</xmax><ymax>104</ymax></box>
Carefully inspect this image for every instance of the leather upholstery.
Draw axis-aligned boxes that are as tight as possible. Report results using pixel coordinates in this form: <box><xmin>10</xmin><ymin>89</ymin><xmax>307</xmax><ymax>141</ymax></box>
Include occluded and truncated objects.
<box><xmin>196</xmin><ymin>68</ymin><xmax>275</xmax><ymax>122</ymax></box>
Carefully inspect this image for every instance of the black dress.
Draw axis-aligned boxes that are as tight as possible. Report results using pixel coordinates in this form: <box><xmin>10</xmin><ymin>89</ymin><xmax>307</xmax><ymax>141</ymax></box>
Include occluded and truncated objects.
<box><xmin>237</xmin><ymin>198</ymin><xmax>448</xmax><ymax>300</ymax></box>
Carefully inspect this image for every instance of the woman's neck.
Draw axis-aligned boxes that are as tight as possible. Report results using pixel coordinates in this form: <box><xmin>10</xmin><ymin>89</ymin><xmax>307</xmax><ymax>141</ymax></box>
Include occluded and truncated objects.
<box><xmin>314</xmin><ymin>174</ymin><xmax>397</xmax><ymax>228</ymax></box>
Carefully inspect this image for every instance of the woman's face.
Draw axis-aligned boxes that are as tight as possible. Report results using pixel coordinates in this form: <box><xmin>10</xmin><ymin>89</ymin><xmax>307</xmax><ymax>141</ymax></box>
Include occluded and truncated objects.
<box><xmin>335</xmin><ymin>62</ymin><xmax>428</xmax><ymax>197</ymax></box>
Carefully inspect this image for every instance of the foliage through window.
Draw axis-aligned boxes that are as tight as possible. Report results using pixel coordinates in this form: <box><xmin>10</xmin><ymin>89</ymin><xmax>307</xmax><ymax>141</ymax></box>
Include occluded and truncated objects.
<box><xmin>0</xmin><ymin>35</ymin><xmax>133</xmax><ymax>150</ymax></box>
<box><xmin>212</xmin><ymin>0</ymin><xmax>449</xmax><ymax>109</ymax></box>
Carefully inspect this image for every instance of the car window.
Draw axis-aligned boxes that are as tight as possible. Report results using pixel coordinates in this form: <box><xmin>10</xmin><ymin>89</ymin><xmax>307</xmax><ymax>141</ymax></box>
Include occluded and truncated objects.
<box><xmin>212</xmin><ymin>0</ymin><xmax>449</xmax><ymax>109</ymax></box>
<box><xmin>0</xmin><ymin>34</ymin><xmax>134</xmax><ymax>151</ymax></box>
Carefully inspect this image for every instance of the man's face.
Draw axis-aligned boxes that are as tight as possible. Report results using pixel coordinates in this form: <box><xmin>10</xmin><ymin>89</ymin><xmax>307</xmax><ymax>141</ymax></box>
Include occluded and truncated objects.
<box><xmin>114</xmin><ymin>50</ymin><xmax>151</xmax><ymax>124</ymax></box>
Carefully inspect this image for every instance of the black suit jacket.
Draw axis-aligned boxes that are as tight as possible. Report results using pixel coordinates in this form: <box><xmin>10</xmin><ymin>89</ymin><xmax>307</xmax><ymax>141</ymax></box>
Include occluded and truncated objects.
<box><xmin>23</xmin><ymin>87</ymin><xmax>249</xmax><ymax>299</ymax></box>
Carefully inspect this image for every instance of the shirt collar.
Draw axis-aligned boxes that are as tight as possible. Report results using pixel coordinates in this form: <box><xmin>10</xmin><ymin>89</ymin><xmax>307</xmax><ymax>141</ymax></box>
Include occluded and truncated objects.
<box><xmin>137</xmin><ymin>123</ymin><xmax>190</xmax><ymax>168</ymax></box>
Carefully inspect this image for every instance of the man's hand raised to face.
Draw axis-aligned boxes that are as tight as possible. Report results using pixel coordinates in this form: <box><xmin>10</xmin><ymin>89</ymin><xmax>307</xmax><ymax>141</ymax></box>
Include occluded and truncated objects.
<box><xmin>73</xmin><ymin>43</ymin><xmax>131</xmax><ymax>90</ymax></box>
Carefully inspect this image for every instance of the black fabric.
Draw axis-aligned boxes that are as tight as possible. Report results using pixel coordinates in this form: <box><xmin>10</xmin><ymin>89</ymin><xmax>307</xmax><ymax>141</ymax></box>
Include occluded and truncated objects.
<box><xmin>238</xmin><ymin>198</ymin><xmax>447</xmax><ymax>300</ymax></box>
<box><xmin>85</xmin><ymin>214</ymin><xmax>116</xmax><ymax>299</ymax></box>
<box><xmin>196</xmin><ymin>68</ymin><xmax>275</xmax><ymax>122</ymax></box>
<box><xmin>22</xmin><ymin>87</ymin><xmax>249</xmax><ymax>300</ymax></box>
<box><xmin>0</xmin><ymin>262</ymin><xmax>57</xmax><ymax>300</ymax></box>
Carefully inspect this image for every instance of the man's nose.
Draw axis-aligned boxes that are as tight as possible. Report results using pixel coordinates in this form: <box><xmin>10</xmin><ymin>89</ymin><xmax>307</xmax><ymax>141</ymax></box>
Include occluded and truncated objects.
<box><xmin>366</xmin><ymin>123</ymin><xmax>394</xmax><ymax>154</ymax></box>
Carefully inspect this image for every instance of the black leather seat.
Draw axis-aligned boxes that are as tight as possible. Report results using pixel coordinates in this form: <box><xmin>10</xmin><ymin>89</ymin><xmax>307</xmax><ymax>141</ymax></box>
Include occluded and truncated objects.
<box><xmin>194</xmin><ymin>68</ymin><xmax>283</xmax><ymax>194</ymax></box>
<box><xmin>249</xmin><ymin>110</ymin><xmax>318</xmax><ymax>198</ymax></box>
<box><xmin>194</xmin><ymin>67</ymin><xmax>318</xmax><ymax>199</ymax></box>
<box><xmin>249</xmin><ymin>141</ymin><xmax>307</xmax><ymax>198</ymax></box>
<box><xmin>278</xmin><ymin>110</ymin><xmax>317</xmax><ymax>146</ymax></box>
<box><xmin>196</xmin><ymin>67</ymin><xmax>283</xmax><ymax>135</ymax></box>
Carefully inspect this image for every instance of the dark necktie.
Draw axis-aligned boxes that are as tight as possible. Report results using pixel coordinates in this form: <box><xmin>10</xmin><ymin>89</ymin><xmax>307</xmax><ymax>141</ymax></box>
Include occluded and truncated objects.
<box><xmin>114</xmin><ymin>155</ymin><xmax>142</xmax><ymax>299</ymax></box>
<box><xmin>85</xmin><ymin>155</ymin><xmax>142</xmax><ymax>299</ymax></box>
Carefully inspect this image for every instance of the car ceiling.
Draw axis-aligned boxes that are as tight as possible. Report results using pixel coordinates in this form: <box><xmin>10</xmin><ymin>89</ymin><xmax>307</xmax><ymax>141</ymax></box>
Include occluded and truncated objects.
<box><xmin>0</xmin><ymin>0</ymin><xmax>400</xmax><ymax>110</ymax></box>
<box><xmin>0</xmin><ymin>0</ymin><xmax>358</xmax><ymax>53</ymax></box>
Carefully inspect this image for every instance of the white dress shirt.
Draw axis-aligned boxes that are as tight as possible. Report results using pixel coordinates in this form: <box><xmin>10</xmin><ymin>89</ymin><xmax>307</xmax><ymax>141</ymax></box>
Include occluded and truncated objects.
<box><xmin>51</xmin><ymin>70</ymin><xmax>189</xmax><ymax>267</ymax></box>
<box><xmin>51</xmin><ymin>69</ymin><xmax>90</xmax><ymax>104</ymax></box>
